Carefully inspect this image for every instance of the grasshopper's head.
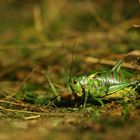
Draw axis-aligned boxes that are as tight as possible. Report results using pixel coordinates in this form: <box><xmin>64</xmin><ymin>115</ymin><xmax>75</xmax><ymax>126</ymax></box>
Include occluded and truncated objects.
<box><xmin>69</xmin><ymin>77</ymin><xmax>83</xmax><ymax>97</ymax></box>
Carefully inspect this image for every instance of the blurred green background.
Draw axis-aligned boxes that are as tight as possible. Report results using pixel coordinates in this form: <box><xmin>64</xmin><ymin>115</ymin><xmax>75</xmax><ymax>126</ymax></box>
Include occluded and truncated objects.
<box><xmin>0</xmin><ymin>0</ymin><xmax>140</xmax><ymax>50</ymax></box>
<box><xmin>0</xmin><ymin>1</ymin><xmax>140</xmax><ymax>140</ymax></box>
<box><xmin>0</xmin><ymin>0</ymin><xmax>140</xmax><ymax>101</ymax></box>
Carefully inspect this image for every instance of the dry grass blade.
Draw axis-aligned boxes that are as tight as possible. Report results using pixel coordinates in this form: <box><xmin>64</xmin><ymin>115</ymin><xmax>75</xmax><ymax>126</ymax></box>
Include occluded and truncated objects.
<box><xmin>85</xmin><ymin>57</ymin><xmax>140</xmax><ymax>71</ymax></box>
<box><xmin>0</xmin><ymin>105</ymin><xmax>83</xmax><ymax>118</ymax></box>
<box><xmin>0</xmin><ymin>105</ymin><xmax>47</xmax><ymax>115</ymax></box>
<box><xmin>45</xmin><ymin>73</ymin><xmax>58</xmax><ymax>96</ymax></box>
<box><xmin>24</xmin><ymin>115</ymin><xmax>41</xmax><ymax>120</ymax></box>
<box><xmin>0</xmin><ymin>99</ymin><xmax>29</xmax><ymax>107</ymax></box>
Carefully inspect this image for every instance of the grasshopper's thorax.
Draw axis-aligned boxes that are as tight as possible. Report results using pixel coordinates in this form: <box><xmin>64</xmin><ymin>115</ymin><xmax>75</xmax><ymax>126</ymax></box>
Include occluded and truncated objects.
<box><xmin>69</xmin><ymin>76</ymin><xmax>87</xmax><ymax>97</ymax></box>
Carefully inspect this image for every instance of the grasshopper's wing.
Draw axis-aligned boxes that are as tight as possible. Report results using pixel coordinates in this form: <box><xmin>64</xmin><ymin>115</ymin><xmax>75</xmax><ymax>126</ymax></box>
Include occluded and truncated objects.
<box><xmin>102</xmin><ymin>82</ymin><xmax>134</xmax><ymax>99</ymax></box>
<box><xmin>108</xmin><ymin>82</ymin><xmax>133</xmax><ymax>93</ymax></box>
<box><xmin>111</xmin><ymin>60</ymin><xmax>122</xmax><ymax>72</ymax></box>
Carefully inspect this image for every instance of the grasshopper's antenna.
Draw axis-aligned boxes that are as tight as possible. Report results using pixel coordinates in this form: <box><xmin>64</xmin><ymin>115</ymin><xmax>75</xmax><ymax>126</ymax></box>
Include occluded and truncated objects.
<box><xmin>62</xmin><ymin>40</ymin><xmax>77</xmax><ymax>81</ymax></box>
<box><xmin>61</xmin><ymin>41</ymin><xmax>70</xmax><ymax>82</ymax></box>
<box><xmin>69</xmin><ymin>40</ymin><xmax>77</xmax><ymax>79</ymax></box>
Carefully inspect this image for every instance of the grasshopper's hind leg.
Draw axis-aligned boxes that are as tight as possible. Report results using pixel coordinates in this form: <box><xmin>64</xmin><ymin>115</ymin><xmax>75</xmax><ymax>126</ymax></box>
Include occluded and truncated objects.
<box><xmin>94</xmin><ymin>98</ymin><xmax>104</xmax><ymax>106</ymax></box>
<box><xmin>83</xmin><ymin>92</ymin><xmax>89</xmax><ymax>108</ymax></box>
<box><xmin>111</xmin><ymin>60</ymin><xmax>122</xmax><ymax>72</ymax></box>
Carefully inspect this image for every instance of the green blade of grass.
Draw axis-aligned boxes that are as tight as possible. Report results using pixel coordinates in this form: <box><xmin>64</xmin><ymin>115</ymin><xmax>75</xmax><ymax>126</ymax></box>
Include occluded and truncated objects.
<box><xmin>45</xmin><ymin>74</ymin><xmax>58</xmax><ymax>97</ymax></box>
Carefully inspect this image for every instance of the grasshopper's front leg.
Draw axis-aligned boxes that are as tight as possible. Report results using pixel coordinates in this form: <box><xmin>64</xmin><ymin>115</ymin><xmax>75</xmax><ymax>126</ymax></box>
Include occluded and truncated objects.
<box><xmin>83</xmin><ymin>91</ymin><xmax>88</xmax><ymax>108</ymax></box>
<box><xmin>94</xmin><ymin>98</ymin><xmax>104</xmax><ymax>106</ymax></box>
<box><xmin>90</xmin><ymin>89</ymin><xmax>105</xmax><ymax>106</ymax></box>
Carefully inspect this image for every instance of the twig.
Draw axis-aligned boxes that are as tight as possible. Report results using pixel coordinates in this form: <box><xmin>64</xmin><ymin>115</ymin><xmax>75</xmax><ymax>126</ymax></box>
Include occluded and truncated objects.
<box><xmin>0</xmin><ymin>105</ymin><xmax>47</xmax><ymax>115</ymax></box>
<box><xmin>0</xmin><ymin>99</ymin><xmax>29</xmax><ymax>107</ymax></box>
<box><xmin>24</xmin><ymin>115</ymin><xmax>41</xmax><ymax>120</ymax></box>
<box><xmin>0</xmin><ymin>99</ymin><xmax>51</xmax><ymax>113</ymax></box>
<box><xmin>0</xmin><ymin>106</ymin><xmax>83</xmax><ymax>117</ymax></box>
<box><xmin>85</xmin><ymin>57</ymin><xmax>140</xmax><ymax>71</ymax></box>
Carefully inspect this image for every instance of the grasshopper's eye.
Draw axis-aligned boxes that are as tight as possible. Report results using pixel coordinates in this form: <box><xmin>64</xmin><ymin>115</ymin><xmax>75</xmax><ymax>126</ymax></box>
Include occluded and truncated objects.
<box><xmin>73</xmin><ymin>80</ymin><xmax>77</xmax><ymax>84</ymax></box>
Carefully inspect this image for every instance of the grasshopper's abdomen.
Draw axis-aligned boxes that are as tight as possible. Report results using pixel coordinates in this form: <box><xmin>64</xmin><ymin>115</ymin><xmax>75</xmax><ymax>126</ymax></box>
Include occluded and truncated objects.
<box><xmin>86</xmin><ymin>70</ymin><xmax>135</xmax><ymax>98</ymax></box>
<box><xmin>94</xmin><ymin>71</ymin><xmax>128</xmax><ymax>85</ymax></box>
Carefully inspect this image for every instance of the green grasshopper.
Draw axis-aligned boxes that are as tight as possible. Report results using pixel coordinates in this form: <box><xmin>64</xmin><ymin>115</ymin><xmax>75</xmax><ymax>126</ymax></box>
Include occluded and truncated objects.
<box><xmin>69</xmin><ymin>60</ymin><xmax>139</xmax><ymax>108</ymax></box>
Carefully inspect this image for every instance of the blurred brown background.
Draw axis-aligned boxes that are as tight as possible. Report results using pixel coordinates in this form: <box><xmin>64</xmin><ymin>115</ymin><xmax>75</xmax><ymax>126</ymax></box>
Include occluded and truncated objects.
<box><xmin>0</xmin><ymin>0</ymin><xmax>140</xmax><ymax>50</ymax></box>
